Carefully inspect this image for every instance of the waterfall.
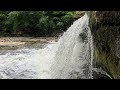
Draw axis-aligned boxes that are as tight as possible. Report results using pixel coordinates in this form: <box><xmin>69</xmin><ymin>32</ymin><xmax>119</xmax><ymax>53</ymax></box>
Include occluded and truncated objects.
<box><xmin>0</xmin><ymin>13</ymin><xmax>112</xmax><ymax>79</ymax></box>
<box><xmin>50</xmin><ymin>13</ymin><xmax>94</xmax><ymax>79</ymax></box>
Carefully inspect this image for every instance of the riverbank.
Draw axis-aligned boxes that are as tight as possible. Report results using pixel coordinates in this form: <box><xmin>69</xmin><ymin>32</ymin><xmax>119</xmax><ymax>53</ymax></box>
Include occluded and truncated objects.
<box><xmin>0</xmin><ymin>37</ymin><xmax>58</xmax><ymax>50</ymax></box>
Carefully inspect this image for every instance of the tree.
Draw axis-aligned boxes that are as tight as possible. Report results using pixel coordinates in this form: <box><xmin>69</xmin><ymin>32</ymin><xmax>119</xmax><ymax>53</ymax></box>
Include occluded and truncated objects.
<box><xmin>0</xmin><ymin>11</ymin><xmax>82</xmax><ymax>36</ymax></box>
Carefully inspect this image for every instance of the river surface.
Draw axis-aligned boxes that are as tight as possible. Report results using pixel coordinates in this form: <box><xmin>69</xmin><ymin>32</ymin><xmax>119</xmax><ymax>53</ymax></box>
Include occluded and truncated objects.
<box><xmin>0</xmin><ymin>40</ymin><xmax>57</xmax><ymax>79</ymax></box>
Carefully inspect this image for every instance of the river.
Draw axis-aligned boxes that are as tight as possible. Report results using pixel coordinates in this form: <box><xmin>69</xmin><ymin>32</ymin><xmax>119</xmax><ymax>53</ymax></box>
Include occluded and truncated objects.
<box><xmin>0</xmin><ymin>38</ymin><xmax>57</xmax><ymax>79</ymax></box>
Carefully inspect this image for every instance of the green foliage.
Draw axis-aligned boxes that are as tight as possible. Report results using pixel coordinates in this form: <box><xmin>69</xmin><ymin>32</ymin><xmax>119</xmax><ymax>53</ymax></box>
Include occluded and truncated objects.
<box><xmin>0</xmin><ymin>11</ymin><xmax>82</xmax><ymax>36</ymax></box>
<box><xmin>0</xmin><ymin>11</ymin><xmax>9</xmax><ymax>32</ymax></box>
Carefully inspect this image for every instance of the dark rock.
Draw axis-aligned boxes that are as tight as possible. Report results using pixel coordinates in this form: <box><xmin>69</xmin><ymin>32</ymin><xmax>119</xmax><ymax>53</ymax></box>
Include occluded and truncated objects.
<box><xmin>92</xmin><ymin>70</ymin><xmax>111</xmax><ymax>79</ymax></box>
<box><xmin>89</xmin><ymin>11</ymin><xmax>120</xmax><ymax>79</ymax></box>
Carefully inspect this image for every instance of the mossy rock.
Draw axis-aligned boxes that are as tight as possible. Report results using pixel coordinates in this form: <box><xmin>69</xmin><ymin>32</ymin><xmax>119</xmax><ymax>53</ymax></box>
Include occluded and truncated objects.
<box><xmin>89</xmin><ymin>11</ymin><xmax>120</xmax><ymax>79</ymax></box>
<box><xmin>96</xmin><ymin>11</ymin><xmax>120</xmax><ymax>26</ymax></box>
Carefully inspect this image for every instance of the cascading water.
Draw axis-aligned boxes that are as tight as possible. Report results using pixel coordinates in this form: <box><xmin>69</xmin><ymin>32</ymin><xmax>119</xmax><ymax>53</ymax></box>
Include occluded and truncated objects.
<box><xmin>0</xmin><ymin>13</ymin><xmax>111</xmax><ymax>79</ymax></box>
<box><xmin>50</xmin><ymin>13</ymin><xmax>94</xmax><ymax>79</ymax></box>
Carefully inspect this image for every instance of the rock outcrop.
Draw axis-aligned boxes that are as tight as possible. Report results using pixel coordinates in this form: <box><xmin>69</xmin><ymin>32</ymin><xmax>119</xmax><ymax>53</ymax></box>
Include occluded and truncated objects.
<box><xmin>89</xmin><ymin>11</ymin><xmax>120</xmax><ymax>79</ymax></box>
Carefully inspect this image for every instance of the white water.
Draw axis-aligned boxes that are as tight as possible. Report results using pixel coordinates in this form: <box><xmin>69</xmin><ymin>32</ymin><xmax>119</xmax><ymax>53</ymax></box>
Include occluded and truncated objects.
<box><xmin>0</xmin><ymin>43</ymin><xmax>57</xmax><ymax>79</ymax></box>
<box><xmin>50</xmin><ymin>13</ymin><xmax>94</xmax><ymax>79</ymax></box>
<box><xmin>0</xmin><ymin>14</ymin><xmax>94</xmax><ymax>79</ymax></box>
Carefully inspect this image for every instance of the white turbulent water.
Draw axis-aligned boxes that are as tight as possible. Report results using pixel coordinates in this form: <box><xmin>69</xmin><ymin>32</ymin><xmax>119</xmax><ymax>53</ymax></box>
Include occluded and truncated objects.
<box><xmin>0</xmin><ymin>43</ymin><xmax>57</xmax><ymax>79</ymax></box>
<box><xmin>50</xmin><ymin>13</ymin><xmax>93</xmax><ymax>79</ymax></box>
<box><xmin>0</xmin><ymin>14</ymin><xmax>94</xmax><ymax>79</ymax></box>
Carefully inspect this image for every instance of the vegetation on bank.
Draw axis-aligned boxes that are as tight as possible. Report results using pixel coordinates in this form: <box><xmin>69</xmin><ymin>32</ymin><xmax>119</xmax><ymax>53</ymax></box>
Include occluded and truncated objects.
<box><xmin>0</xmin><ymin>11</ymin><xmax>85</xmax><ymax>37</ymax></box>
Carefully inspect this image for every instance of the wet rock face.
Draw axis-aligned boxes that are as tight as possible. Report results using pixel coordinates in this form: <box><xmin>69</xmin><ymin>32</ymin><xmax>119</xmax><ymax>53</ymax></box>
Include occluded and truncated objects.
<box><xmin>96</xmin><ymin>11</ymin><xmax>120</xmax><ymax>26</ymax></box>
<box><xmin>89</xmin><ymin>11</ymin><xmax>120</xmax><ymax>79</ymax></box>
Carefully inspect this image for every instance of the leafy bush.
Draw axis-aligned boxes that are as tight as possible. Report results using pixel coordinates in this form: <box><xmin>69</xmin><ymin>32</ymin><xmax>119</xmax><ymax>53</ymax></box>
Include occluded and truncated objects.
<box><xmin>0</xmin><ymin>11</ymin><xmax>83</xmax><ymax>36</ymax></box>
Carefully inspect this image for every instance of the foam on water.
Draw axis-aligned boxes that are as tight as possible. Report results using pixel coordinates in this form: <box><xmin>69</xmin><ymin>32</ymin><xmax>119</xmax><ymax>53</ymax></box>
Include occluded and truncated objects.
<box><xmin>0</xmin><ymin>43</ymin><xmax>57</xmax><ymax>79</ymax></box>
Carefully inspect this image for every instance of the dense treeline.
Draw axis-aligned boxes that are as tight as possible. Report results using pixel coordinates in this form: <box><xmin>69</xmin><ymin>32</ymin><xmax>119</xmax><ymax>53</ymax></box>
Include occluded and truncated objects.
<box><xmin>0</xmin><ymin>11</ymin><xmax>84</xmax><ymax>37</ymax></box>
